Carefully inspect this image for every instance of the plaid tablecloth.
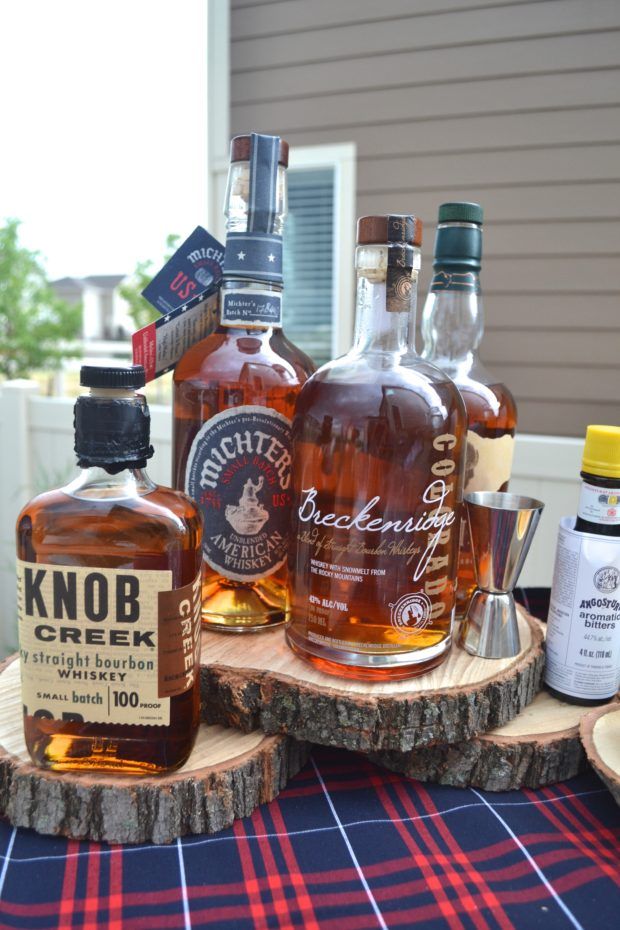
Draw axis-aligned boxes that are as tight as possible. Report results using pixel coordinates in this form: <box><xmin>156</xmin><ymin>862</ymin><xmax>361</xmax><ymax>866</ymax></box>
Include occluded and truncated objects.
<box><xmin>0</xmin><ymin>590</ymin><xmax>618</xmax><ymax>930</ymax></box>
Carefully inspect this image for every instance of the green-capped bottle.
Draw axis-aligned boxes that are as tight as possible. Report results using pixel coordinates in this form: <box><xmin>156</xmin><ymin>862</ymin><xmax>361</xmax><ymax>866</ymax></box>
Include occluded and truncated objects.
<box><xmin>421</xmin><ymin>202</ymin><xmax>518</xmax><ymax>618</ymax></box>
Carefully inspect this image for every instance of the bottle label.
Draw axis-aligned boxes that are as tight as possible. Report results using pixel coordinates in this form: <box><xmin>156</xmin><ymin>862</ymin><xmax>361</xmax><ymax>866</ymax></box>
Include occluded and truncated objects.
<box><xmin>430</xmin><ymin>269</ymin><xmax>480</xmax><ymax>293</ymax></box>
<box><xmin>578</xmin><ymin>482</ymin><xmax>620</xmax><ymax>526</ymax></box>
<box><xmin>223</xmin><ymin>232</ymin><xmax>283</xmax><ymax>284</ymax></box>
<box><xmin>185</xmin><ymin>406</ymin><xmax>292</xmax><ymax>582</ymax></box>
<box><xmin>17</xmin><ymin>561</ymin><xmax>202</xmax><ymax>727</ymax></box>
<box><xmin>464</xmin><ymin>431</ymin><xmax>514</xmax><ymax>493</ymax></box>
<box><xmin>545</xmin><ymin>517</ymin><xmax>620</xmax><ymax>700</ymax></box>
<box><xmin>221</xmin><ymin>290</ymin><xmax>282</xmax><ymax>328</ymax></box>
<box><xmin>290</xmin><ymin>432</ymin><xmax>460</xmax><ymax>653</ymax></box>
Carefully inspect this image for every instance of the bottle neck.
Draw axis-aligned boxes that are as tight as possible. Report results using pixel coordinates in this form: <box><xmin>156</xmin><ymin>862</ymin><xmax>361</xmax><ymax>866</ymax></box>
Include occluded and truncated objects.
<box><xmin>64</xmin><ymin>466</ymin><xmax>156</xmax><ymax>500</ymax></box>
<box><xmin>421</xmin><ymin>270</ymin><xmax>483</xmax><ymax>369</ymax></box>
<box><xmin>351</xmin><ymin>244</ymin><xmax>419</xmax><ymax>356</ymax></box>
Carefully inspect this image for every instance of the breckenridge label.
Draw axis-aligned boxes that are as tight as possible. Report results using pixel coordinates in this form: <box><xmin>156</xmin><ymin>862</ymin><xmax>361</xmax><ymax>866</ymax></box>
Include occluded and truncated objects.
<box><xmin>185</xmin><ymin>406</ymin><xmax>291</xmax><ymax>582</ymax></box>
<box><xmin>17</xmin><ymin>561</ymin><xmax>201</xmax><ymax>727</ymax></box>
<box><xmin>221</xmin><ymin>290</ymin><xmax>282</xmax><ymax>327</ymax></box>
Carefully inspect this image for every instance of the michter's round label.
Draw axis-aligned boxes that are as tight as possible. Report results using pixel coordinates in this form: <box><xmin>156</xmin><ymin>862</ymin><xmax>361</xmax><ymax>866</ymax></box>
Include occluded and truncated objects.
<box><xmin>185</xmin><ymin>406</ymin><xmax>292</xmax><ymax>582</ymax></box>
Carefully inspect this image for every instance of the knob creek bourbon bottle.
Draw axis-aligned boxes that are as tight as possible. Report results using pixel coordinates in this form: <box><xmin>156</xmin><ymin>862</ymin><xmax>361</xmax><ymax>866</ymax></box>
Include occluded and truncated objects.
<box><xmin>286</xmin><ymin>215</ymin><xmax>467</xmax><ymax>680</ymax></box>
<box><xmin>173</xmin><ymin>134</ymin><xmax>315</xmax><ymax>631</ymax></box>
<box><xmin>17</xmin><ymin>366</ymin><xmax>203</xmax><ymax>774</ymax></box>
<box><xmin>421</xmin><ymin>203</ymin><xmax>517</xmax><ymax>618</ymax></box>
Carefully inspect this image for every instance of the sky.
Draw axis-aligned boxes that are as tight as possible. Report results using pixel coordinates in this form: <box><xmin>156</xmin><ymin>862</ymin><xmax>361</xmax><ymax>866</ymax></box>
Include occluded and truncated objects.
<box><xmin>0</xmin><ymin>0</ymin><xmax>207</xmax><ymax>279</ymax></box>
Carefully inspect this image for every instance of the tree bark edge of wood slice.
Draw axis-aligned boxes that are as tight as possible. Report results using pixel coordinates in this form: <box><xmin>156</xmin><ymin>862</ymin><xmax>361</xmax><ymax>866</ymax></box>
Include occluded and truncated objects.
<box><xmin>0</xmin><ymin>657</ymin><xmax>310</xmax><ymax>845</ymax></box>
<box><xmin>200</xmin><ymin>609</ymin><xmax>545</xmax><ymax>753</ymax></box>
<box><xmin>580</xmin><ymin>703</ymin><xmax>620</xmax><ymax>806</ymax></box>
<box><xmin>368</xmin><ymin>689</ymin><xmax>609</xmax><ymax>790</ymax></box>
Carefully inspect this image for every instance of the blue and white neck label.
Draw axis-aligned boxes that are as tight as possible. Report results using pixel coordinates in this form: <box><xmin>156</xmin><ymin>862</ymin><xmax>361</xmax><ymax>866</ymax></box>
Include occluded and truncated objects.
<box><xmin>221</xmin><ymin>289</ymin><xmax>282</xmax><ymax>328</ymax></box>
<box><xmin>223</xmin><ymin>232</ymin><xmax>283</xmax><ymax>284</ymax></box>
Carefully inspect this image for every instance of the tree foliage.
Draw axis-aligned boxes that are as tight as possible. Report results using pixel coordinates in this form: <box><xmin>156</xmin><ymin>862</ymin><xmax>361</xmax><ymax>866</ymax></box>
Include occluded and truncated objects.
<box><xmin>118</xmin><ymin>233</ymin><xmax>180</xmax><ymax>330</ymax></box>
<box><xmin>0</xmin><ymin>218</ymin><xmax>82</xmax><ymax>379</ymax></box>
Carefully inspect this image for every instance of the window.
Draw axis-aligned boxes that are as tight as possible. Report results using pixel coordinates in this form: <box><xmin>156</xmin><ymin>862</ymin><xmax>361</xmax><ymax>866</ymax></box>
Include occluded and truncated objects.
<box><xmin>284</xmin><ymin>144</ymin><xmax>356</xmax><ymax>366</ymax></box>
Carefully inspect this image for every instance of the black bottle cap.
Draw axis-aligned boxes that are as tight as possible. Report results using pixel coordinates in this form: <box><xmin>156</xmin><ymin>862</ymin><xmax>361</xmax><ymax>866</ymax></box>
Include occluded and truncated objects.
<box><xmin>80</xmin><ymin>365</ymin><xmax>146</xmax><ymax>389</ymax></box>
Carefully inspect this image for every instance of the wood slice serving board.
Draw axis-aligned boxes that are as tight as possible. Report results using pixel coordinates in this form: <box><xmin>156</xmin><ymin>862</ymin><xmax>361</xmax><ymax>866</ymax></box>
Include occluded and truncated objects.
<box><xmin>0</xmin><ymin>658</ymin><xmax>309</xmax><ymax>845</ymax></box>
<box><xmin>369</xmin><ymin>689</ymin><xmax>596</xmax><ymax>791</ymax></box>
<box><xmin>200</xmin><ymin>607</ymin><xmax>544</xmax><ymax>753</ymax></box>
<box><xmin>580</xmin><ymin>703</ymin><xmax>620</xmax><ymax>806</ymax></box>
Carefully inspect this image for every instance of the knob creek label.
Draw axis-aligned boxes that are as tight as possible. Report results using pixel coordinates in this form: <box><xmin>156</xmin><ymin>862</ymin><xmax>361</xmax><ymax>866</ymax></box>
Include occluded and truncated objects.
<box><xmin>185</xmin><ymin>406</ymin><xmax>292</xmax><ymax>582</ymax></box>
<box><xmin>17</xmin><ymin>561</ymin><xmax>202</xmax><ymax>727</ymax></box>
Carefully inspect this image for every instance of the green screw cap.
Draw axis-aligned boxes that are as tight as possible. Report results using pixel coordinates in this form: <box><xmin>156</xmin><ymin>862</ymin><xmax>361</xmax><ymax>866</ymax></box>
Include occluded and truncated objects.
<box><xmin>438</xmin><ymin>202</ymin><xmax>483</xmax><ymax>225</ymax></box>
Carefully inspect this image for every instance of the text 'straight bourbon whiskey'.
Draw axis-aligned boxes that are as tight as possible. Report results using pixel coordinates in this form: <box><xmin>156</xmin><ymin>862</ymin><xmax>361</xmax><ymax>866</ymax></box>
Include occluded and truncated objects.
<box><xmin>17</xmin><ymin>366</ymin><xmax>203</xmax><ymax>774</ymax></box>
<box><xmin>173</xmin><ymin>134</ymin><xmax>314</xmax><ymax>631</ymax></box>
<box><xmin>287</xmin><ymin>215</ymin><xmax>467</xmax><ymax>680</ymax></box>
<box><xmin>421</xmin><ymin>203</ymin><xmax>517</xmax><ymax>618</ymax></box>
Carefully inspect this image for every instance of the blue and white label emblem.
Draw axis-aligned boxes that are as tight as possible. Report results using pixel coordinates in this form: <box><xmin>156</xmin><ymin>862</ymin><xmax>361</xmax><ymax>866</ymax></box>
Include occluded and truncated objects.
<box><xmin>185</xmin><ymin>406</ymin><xmax>292</xmax><ymax>582</ymax></box>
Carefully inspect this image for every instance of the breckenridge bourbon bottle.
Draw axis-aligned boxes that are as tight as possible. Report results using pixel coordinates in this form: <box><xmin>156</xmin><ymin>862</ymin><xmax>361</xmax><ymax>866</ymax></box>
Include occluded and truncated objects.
<box><xmin>421</xmin><ymin>203</ymin><xmax>517</xmax><ymax>618</ymax></box>
<box><xmin>173</xmin><ymin>133</ymin><xmax>314</xmax><ymax>631</ymax></box>
<box><xmin>17</xmin><ymin>365</ymin><xmax>202</xmax><ymax>774</ymax></box>
<box><xmin>286</xmin><ymin>215</ymin><xmax>467</xmax><ymax>680</ymax></box>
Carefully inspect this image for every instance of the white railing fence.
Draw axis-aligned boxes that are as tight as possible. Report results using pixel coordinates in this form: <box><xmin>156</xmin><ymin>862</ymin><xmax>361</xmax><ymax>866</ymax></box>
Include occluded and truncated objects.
<box><xmin>0</xmin><ymin>380</ymin><xmax>584</xmax><ymax>656</ymax></box>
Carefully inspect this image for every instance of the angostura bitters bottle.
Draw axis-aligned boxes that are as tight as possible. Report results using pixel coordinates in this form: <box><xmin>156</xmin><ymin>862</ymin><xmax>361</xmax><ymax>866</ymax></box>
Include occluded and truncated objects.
<box><xmin>421</xmin><ymin>203</ymin><xmax>517</xmax><ymax>618</ymax></box>
<box><xmin>173</xmin><ymin>133</ymin><xmax>315</xmax><ymax>631</ymax></box>
<box><xmin>17</xmin><ymin>365</ymin><xmax>203</xmax><ymax>774</ymax></box>
<box><xmin>286</xmin><ymin>215</ymin><xmax>467</xmax><ymax>680</ymax></box>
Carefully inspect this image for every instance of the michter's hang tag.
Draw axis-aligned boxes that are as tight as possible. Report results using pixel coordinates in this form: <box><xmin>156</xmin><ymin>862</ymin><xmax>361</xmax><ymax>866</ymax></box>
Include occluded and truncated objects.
<box><xmin>141</xmin><ymin>226</ymin><xmax>225</xmax><ymax>315</ymax></box>
<box><xmin>386</xmin><ymin>215</ymin><xmax>415</xmax><ymax>313</ymax></box>
<box><xmin>545</xmin><ymin>517</ymin><xmax>620</xmax><ymax>700</ymax></box>
<box><xmin>184</xmin><ymin>406</ymin><xmax>292</xmax><ymax>582</ymax></box>
<box><xmin>17</xmin><ymin>562</ymin><xmax>202</xmax><ymax>728</ymax></box>
<box><xmin>222</xmin><ymin>133</ymin><xmax>283</xmax><ymax>285</ymax></box>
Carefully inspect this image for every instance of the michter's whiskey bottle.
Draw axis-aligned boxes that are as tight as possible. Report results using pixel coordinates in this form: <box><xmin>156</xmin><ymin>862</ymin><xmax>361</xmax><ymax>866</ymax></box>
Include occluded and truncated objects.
<box><xmin>173</xmin><ymin>134</ymin><xmax>314</xmax><ymax>631</ymax></box>
<box><xmin>421</xmin><ymin>203</ymin><xmax>517</xmax><ymax>618</ymax></box>
<box><xmin>287</xmin><ymin>215</ymin><xmax>466</xmax><ymax>680</ymax></box>
<box><xmin>17</xmin><ymin>366</ymin><xmax>203</xmax><ymax>774</ymax></box>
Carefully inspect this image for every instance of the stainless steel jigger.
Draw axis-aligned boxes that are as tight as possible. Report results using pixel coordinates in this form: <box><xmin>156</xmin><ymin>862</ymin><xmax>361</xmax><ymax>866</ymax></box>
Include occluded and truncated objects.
<box><xmin>458</xmin><ymin>491</ymin><xmax>544</xmax><ymax>659</ymax></box>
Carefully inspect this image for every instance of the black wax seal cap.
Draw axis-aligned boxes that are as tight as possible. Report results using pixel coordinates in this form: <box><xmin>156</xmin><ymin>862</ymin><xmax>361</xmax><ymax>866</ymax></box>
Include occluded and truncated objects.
<box><xmin>74</xmin><ymin>368</ymin><xmax>153</xmax><ymax>471</ymax></box>
<box><xmin>80</xmin><ymin>365</ymin><xmax>146</xmax><ymax>390</ymax></box>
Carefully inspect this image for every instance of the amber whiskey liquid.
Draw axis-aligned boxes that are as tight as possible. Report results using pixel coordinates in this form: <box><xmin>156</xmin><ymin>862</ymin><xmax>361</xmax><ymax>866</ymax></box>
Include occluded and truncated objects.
<box><xmin>456</xmin><ymin>382</ymin><xmax>517</xmax><ymax>614</ymax></box>
<box><xmin>173</xmin><ymin>323</ymin><xmax>313</xmax><ymax>629</ymax></box>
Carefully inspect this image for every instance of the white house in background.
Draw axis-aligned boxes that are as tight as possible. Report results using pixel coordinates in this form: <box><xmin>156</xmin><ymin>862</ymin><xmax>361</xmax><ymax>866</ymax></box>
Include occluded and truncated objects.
<box><xmin>51</xmin><ymin>275</ymin><xmax>134</xmax><ymax>346</ymax></box>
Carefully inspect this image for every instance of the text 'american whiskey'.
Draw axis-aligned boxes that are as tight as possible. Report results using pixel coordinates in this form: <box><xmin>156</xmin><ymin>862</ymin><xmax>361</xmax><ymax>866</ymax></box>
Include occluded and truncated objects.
<box><xmin>287</xmin><ymin>215</ymin><xmax>466</xmax><ymax>680</ymax></box>
<box><xmin>17</xmin><ymin>366</ymin><xmax>203</xmax><ymax>774</ymax></box>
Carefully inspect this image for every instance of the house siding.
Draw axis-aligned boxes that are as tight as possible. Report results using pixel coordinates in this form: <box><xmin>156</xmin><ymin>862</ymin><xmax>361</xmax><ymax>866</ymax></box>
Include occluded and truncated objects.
<box><xmin>230</xmin><ymin>0</ymin><xmax>620</xmax><ymax>436</ymax></box>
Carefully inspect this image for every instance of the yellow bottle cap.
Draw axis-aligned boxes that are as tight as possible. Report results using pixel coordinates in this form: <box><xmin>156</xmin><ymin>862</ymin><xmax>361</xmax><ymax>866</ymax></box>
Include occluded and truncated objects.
<box><xmin>582</xmin><ymin>425</ymin><xmax>620</xmax><ymax>479</ymax></box>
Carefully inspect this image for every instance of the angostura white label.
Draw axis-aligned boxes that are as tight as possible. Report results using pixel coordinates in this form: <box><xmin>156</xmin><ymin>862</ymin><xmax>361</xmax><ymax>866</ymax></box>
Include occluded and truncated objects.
<box><xmin>545</xmin><ymin>517</ymin><xmax>620</xmax><ymax>700</ymax></box>
<box><xmin>17</xmin><ymin>561</ymin><xmax>202</xmax><ymax>727</ymax></box>
<box><xmin>185</xmin><ymin>405</ymin><xmax>292</xmax><ymax>582</ymax></box>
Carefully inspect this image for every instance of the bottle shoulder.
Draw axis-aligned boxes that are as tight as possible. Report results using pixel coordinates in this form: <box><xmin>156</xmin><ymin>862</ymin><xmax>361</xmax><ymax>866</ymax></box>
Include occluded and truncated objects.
<box><xmin>18</xmin><ymin>483</ymin><xmax>201</xmax><ymax>538</ymax></box>
<box><xmin>304</xmin><ymin>351</ymin><xmax>465</xmax><ymax>403</ymax></box>
<box><xmin>174</xmin><ymin>328</ymin><xmax>314</xmax><ymax>386</ymax></box>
